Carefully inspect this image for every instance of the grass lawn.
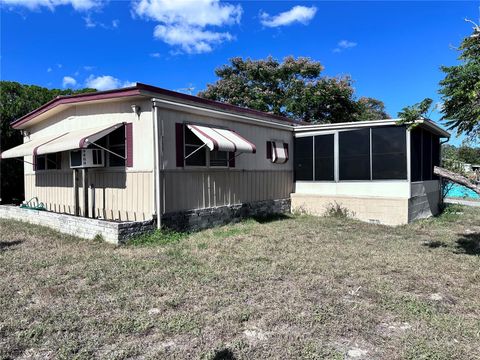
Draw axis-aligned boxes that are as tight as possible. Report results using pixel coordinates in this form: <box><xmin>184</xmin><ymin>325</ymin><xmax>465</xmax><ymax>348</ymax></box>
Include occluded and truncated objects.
<box><xmin>1</xmin><ymin>205</ymin><xmax>479</xmax><ymax>359</ymax></box>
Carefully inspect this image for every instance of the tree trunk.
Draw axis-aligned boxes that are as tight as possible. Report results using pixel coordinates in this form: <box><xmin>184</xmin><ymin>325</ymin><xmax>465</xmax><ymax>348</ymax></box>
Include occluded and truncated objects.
<box><xmin>434</xmin><ymin>166</ymin><xmax>480</xmax><ymax>195</ymax></box>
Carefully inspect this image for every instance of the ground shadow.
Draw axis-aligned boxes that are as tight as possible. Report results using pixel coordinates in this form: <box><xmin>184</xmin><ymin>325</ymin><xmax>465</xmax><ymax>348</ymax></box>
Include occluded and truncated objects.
<box><xmin>456</xmin><ymin>233</ymin><xmax>480</xmax><ymax>255</ymax></box>
<box><xmin>0</xmin><ymin>240</ymin><xmax>23</xmax><ymax>251</ymax></box>
<box><xmin>212</xmin><ymin>349</ymin><xmax>236</xmax><ymax>360</ymax></box>
<box><xmin>250</xmin><ymin>213</ymin><xmax>291</xmax><ymax>224</ymax></box>
<box><xmin>423</xmin><ymin>240</ymin><xmax>448</xmax><ymax>249</ymax></box>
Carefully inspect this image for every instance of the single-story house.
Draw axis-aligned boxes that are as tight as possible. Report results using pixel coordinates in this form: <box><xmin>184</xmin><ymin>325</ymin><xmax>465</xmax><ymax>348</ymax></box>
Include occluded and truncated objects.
<box><xmin>0</xmin><ymin>83</ymin><xmax>450</xmax><ymax>241</ymax></box>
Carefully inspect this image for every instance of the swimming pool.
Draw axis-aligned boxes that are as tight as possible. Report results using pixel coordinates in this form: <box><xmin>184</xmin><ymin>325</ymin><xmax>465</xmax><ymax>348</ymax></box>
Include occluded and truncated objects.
<box><xmin>445</xmin><ymin>183</ymin><xmax>480</xmax><ymax>200</ymax></box>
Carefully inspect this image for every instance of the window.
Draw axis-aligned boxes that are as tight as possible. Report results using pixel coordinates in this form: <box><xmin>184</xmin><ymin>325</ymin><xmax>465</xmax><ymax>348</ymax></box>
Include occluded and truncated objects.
<box><xmin>339</xmin><ymin>128</ymin><xmax>370</xmax><ymax>180</ymax></box>
<box><xmin>294</xmin><ymin>136</ymin><xmax>314</xmax><ymax>181</ymax></box>
<box><xmin>422</xmin><ymin>130</ymin><xmax>432</xmax><ymax>181</ymax></box>
<box><xmin>372</xmin><ymin>126</ymin><xmax>407</xmax><ymax>179</ymax></box>
<box><xmin>410</xmin><ymin>127</ymin><xmax>422</xmax><ymax>182</ymax></box>
<box><xmin>410</xmin><ymin>128</ymin><xmax>440</xmax><ymax>182</ymax></box>
<box><xmin>315</xmin><ymin>134</ymin><xmax>334</xmax><ymax>181</ymax></box>
<box><xmin>108</xmin><ymin>127</ymin><xmax>126</xmax><ymax>167</ymax></box>
<box><xmin>35</xmin><ymin>153</ymin><xmax>61</xmax><ymax>170</ymax></box>
<box><xmin>184</xmin><ymin>126</ymin><xmax>230</xmax><ymax>167</ymax></box>
<box><xmin>210</xmin><ymin>149</ymin><xmax>229</xmax><ymax>167</ymax></box>
<box><xmin>185</xmin><ymin>126</ymin><xmax>207</xmax><ymax>166</ymax></box>
<box><xmin>432</xmin><ymin>135</ymin><xmax>440</xmax><ymax>180</ymax></box>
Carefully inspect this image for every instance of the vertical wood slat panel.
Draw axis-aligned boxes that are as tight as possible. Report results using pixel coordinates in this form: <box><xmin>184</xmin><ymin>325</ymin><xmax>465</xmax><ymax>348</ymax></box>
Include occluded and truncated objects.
<box><xmin>163</xmin><ymin>170</ymin><xmax>293</xmax><ymax>213</ymax></box>
<box><xmin>25</xmin><ymin>171</ymin><xmax>153</xmax><ymax>221</ymax></box>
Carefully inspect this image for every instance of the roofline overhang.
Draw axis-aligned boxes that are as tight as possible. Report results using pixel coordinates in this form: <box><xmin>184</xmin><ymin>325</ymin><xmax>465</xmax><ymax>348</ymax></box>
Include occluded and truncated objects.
<box><xmin>293</xmin><ymin>118</ymin><xmax>450</xmax><ymax>138</ymax></box>
<box><xmin>11</xmin><ymin>82</ymin><xmax>300</xmax><ymax>129</ymax></box>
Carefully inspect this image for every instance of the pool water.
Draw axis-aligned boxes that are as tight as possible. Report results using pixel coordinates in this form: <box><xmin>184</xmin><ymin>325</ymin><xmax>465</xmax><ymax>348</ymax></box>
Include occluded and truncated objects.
<box><xmin>445</xmin><ymin>183</ymin><xmax>480</xmax><ymax>200</ymax></box>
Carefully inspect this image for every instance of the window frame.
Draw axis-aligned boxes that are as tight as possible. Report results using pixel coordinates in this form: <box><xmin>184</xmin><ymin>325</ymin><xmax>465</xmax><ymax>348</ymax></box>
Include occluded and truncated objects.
<box><xmin>35</xmin><ymin>153</ymin><xmax>61</xmax><ymax>171</ymax></box>
<box><xmin>106</xmin><ymin>127</ymin><xmax>126</xmax><ymax>168</ymax></box>
<box><xmin>183</xmin><ymin>123</ymin><xmax>231</xmax><ymax>169</ymax></box>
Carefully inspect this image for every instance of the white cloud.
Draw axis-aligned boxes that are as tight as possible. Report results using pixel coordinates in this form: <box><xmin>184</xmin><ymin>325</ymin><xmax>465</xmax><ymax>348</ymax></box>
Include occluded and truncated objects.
<box><xmin>83</xmin><ymin>14</ymin><xmax>119</xmax><ymax>29</ymax></box>
<box><xmin>154</xmin><ymin>23</ymin><xmax>233</xmax><ymax>54</ymax></box>
<box><xmin>333</xmin><ymin>40</ymin><xmax>357</xmax><ymax>53</ymax></box>
<box><xmin>85</xmin><ymin>75</ymin><xmax>135</xmax><ymax>91</ymax></box>
<box><xmin>47</xmin><ymin>67</ymin><xmax>52</xmax><ymax>72</ymax></box>
<box><xmin>84</xmin><ymin>14</ymin><xmax>96</xmax><ymax>27</ymax></box>
<box><xmin>2</xmin><ymin>0</ymin><xmax>104</xmax><ymax>11</ymax></box>
<box><xmin>260</xmin><ymin>6</ymin><xmax>317</xmax><ymax>28</ymax></box>
<box><xmin>149</xmin><ymin>52</ymin><xmax>161</xmax><ymax>58</ymax></box>
<box><xmin>338</xmin><ymin>40</ymin><xmax>357</xmax><ymax>49</ymax></box>
<box><xmin>62</xmin><ymin>76</ymin><xmax>77</xmax><ymax>88</ymax></box>
<box><xmin>83</xmin><ymin>65</ymin><xmax>95</xmax><ymax>71</ymax></box>
<box><xmin>132</xmin><ymin>0</ymin><xmax>242</xmax><ymax>54</ymax></box>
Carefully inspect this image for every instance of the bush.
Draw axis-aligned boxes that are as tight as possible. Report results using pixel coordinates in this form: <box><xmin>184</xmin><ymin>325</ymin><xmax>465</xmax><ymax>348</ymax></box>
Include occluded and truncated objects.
<box><xmin>324</xmin><ymin>202</ymin><xmax>355</xmax><ymax>218</ymax></box>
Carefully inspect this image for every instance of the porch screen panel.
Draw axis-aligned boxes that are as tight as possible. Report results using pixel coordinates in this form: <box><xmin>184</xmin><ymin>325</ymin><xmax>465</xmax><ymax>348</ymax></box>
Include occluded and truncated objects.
<box><xmin>422</xmin><ymin>130</ymin><xmax>432</xmax><ymax>180</ymax></box>
<box><xmin>314</xmin><ymin>134</ymin><xmax>334</xmax><ymax>181</ymax></box>
<box><xmin>339</xmin><ymin>128</ymin><xmax>371</xmax><ymax>180</ymax></box>
<box><xmin>294</xmin><ymin>136</ymin><xmax>313</xmax><ymax>181</ymax></box>
<box><xmin>410</xmin><ymin>128</ymin><xmax>422</xmax><ymax>181</ymax></box>
<box><xmin>372</xmin><ymin>126</ymin><xmax>407</xmax><ymax>179</ymax></box>
<box><xmin>432</xmin><ymin>135</ymin><xmax>440</xmax><ymax>180</ymax></box>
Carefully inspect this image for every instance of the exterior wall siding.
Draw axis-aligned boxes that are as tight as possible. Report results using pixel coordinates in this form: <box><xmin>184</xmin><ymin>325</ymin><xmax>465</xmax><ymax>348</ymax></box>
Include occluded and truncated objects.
<box><xmin>162</xmin><ymin>169</ymin><xmax>293</xmax><ymax>213</ymax></box>
<box><xmin>25</xmin><ymin>170</ymin><xmax>153</xmax><ymax>221</ymax></box>
<box><xmin>158</xmin><ymin>108</ymin><xmax>293</xmax><ymax>171</ymax></box>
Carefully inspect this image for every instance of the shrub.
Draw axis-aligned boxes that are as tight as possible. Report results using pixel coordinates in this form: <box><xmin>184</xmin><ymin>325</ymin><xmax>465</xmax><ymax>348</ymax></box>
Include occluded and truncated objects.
<box><xmin>324</xmin><ymin>202</ymin><xmax>355</xmax><ymax>218</ymax></box>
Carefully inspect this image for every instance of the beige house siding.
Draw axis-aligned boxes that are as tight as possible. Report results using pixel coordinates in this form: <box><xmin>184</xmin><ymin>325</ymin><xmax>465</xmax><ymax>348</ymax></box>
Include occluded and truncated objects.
<box><xmin>162</xmin><ymin>169</ymin><xmax>292</xmax><ymax>213</ymax></box>
<box><xmin>24</xmin><ymin>98</ymin><xmax>154</xmax><ymax>175</ymax></box>
<box><xmin>25</xmin><ymin>170</ymin><xmax>153</xmax><ymax>221</ymax></box>
<box><xmin>156</xmin><ymin>106</ymin><xmax>294</xmax><ymax>214</ymax></box>
<box><xmin>22</xmin><ymin>98</ymin><xmax>155</xmax><ymax>222</ymax></box>
<box><xmin>158</xmin><ymin>108</ymin><xmax>293</xmax><ymax>171</ymax></box>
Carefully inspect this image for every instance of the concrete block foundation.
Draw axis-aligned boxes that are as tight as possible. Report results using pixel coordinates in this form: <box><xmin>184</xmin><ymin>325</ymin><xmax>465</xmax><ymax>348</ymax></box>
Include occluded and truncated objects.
<box><xmin>0</xmin><ymin>205</ymin><xmax>155</xmax><ymax>245</ymax></box>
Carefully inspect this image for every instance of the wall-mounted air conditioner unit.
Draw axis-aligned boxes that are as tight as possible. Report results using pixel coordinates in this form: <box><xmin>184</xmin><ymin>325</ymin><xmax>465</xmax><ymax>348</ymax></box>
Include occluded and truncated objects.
<box><xmin>70</xmin><ymin>149</ymin><xmax>104</xmax><ymax>168</ymax></box>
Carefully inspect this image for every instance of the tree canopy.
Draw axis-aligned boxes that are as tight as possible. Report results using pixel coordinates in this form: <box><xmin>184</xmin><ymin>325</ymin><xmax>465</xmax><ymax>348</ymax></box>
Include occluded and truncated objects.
<box><xmin>198</xmin><ymin>56</ymin><xmax>389</xmax><ymax>124</ymax></box>
<box><xmin>440</xmin><ymin>22</ymin><xmax>480</xmax><ymax>138</ymax></box>
<box><xmin>0</xmin><ymin>81</ymin><xmax>95</xmax><ymax>203</ymax></box>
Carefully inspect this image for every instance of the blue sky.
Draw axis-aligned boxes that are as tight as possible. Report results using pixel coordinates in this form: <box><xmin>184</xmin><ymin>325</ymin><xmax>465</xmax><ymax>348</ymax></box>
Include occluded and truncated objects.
<box><xmin>1</xmin><ymin>1</ymin><xmax>478</xmax><ymax>145</ymax></box>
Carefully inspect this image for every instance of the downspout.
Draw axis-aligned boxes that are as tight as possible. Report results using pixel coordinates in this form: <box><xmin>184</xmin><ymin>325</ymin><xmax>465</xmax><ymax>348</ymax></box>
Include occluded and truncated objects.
<box><xmin>152</xmin><ymin>99</ymin><xmax>163</xmax><ymax>229</ymax></box>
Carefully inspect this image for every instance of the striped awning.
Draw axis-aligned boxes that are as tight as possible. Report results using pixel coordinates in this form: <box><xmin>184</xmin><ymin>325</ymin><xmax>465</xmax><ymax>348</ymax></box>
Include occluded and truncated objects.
<box><xmin>35</xmin><ymin>123</ymin><xmax>123</xmax><ymax>155</ymax></box>
<box><xmin>0</xmin><ymin>133</ymin><xmax>66</xmax><ymax>159</ymax></box>
<box><xmin>187</xmin><ymin>124</ymin><xmax>256</xmax><ymax>153</ymax></box>
<box><xmin>271</xmin><ymin>141</ymin><xmax>289</xmax><ymax>164</ymax></box>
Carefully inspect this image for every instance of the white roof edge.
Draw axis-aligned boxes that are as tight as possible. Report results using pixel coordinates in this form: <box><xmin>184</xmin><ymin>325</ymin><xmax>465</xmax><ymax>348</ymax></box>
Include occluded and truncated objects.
<box><xmin>293</xmin><ymin>118</ymin><xmax>450</xmax><ymax>138</ymax></box>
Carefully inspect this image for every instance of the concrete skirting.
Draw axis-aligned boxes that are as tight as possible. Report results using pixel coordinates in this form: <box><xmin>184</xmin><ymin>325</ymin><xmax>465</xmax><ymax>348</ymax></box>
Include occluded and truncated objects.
<box><xmin>0</xmin><ymin>205</ymin><xmax>155</xmax><ymax>245</ymax></box>
<box><xmin>0</xmin><ymin>198</ymin><xmax>291</xmax><ymax>243</ymax></box>
<box><xmin>291</xmin><ymin>194</ymin><xmax>409</xmax><ymax>226</ymax></box>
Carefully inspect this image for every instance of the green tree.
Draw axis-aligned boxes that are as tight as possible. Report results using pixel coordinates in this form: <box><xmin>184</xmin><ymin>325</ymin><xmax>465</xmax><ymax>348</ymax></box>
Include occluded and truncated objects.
<box><xmin>198</xmin><ymin>56</ymin><xmax>388</xmax><ymax>124</ymax></box>
<box><xmin>397</xmin><ymin>98</ymin><xmax>434</xmax><ymax>127</ymax></box>
<box><xmin>458</xmin><ymin>140</ymin><xmax>480</xmax><ymax>164</ymax></box>
<box><xmin>355</xmin><ymin>97</ymin><xmax>390</xmax><ymax>121</ymax></box>
<box><xmin>0</xmin><ymin>81</ymin><xmax>95</xmax><ymax>203</ymax></box>
<box><xmin>440</xmin><ymin>21</ymin><xmax>480</xmax><ymax>138</ymax></box>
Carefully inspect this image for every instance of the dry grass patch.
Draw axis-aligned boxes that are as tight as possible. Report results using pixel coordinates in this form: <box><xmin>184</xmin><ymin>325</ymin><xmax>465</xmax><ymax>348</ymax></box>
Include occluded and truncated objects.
<box><xmin>0</xmin><ymin>205</ymin><xmax>479</xmax><ymax>359</ymax></box>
